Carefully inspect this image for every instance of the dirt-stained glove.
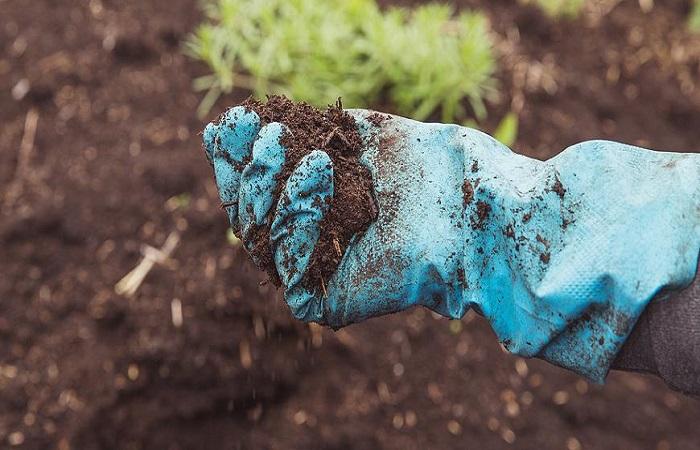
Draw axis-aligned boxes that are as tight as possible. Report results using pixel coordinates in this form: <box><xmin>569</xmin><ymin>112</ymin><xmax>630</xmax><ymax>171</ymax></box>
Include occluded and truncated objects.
<box><xmin>203</xmin><ymin>106</ymin><xmax>699</xmax><ymax>383</ymax></box>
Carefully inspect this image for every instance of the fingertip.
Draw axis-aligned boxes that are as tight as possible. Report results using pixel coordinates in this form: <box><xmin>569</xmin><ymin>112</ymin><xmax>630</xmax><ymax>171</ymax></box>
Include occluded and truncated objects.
<box><xmin>210</xmin><ymin>106</ymin><xmax>263</xmax><ymax>228</ymax></box>
<box><xmin>308</xmin><ymin>149</ymin><xmax>333</xmax><ymax>167</ymax></box>
<box><xmin>257</xmin><ymin>121</ymin><xmax>286</xmax><ymax>142</ymax></box>
<box><xmin>238</xmin><ymin>122</ymin><xmax>289</xmax><ymax>237</ymax></box>
<box><xmin>220</xmin><ymin>105</ymin><xmax>260</xmax><ymax>132</ymax></box>
<box><xmin>285</xmin><ymin>284</ymin><xmax>326</xmax><ymax>324</ymax></box>
<box><xmin>344</xmin><ymin>108</ymin><xmax>370</xmax><ymax>118</ymax></box>
<box><xmin>216</xmin><ymin>106</ymin><xmax>261</xmax><ymax>162</ymax></box>
<box><xmin>344</xmin><ymin>109</ymin><xmax>390</xmax><ymax>147</ymax></box>
<box><xmin>202</xmin><ymin>122</ymin><xmax>218</xmax><ymax>163</ymax></box>
<box><xmin>286</xmin><ymin>150</ymin><xmax>334</xmax><ymax>198</ymax></box>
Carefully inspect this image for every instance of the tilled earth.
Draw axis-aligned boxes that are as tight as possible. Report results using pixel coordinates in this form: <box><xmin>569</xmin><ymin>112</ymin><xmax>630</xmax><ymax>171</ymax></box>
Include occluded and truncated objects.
<box><xmin>1</xmin><ymin>0</ymin><xmax>699</xmax><ymax>449</ymax></box>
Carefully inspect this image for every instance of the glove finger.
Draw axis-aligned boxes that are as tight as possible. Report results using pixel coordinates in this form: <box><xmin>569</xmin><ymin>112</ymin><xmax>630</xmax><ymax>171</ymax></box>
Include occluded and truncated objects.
<box><xmin>271</xmin><ymin>150</ymin><xmax>334</xmax><ymax>290</ymax></box>
<box><xmin>238</xmin><ymin>122</ymin><xmax>288</xmax><ymax>253</ymax></box>
<box><xmin>345</xmin><ymin>108</ymin><xmax>394</xmax><ymax>141</ymax></box>
<box><xmin>208</xmin><ymin>106</ymin><xmax>261</xmax><ymax>228</ymax></box>
<box><xmin>202</xmin><ymin>122</ymin><xmax>218</xmax><ymax>165</ymax></box>
<box><xmin>285</xmin><ymin>284</ymin><xmax>327</xmax><ymax>323</ymax></box>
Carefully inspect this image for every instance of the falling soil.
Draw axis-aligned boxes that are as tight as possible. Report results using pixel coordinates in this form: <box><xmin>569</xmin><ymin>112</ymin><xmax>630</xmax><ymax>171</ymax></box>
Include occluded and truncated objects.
<box><xmin>239</xmin><ymin>96</ymin><xmax>377</xmax><ymax>290</ymax></box>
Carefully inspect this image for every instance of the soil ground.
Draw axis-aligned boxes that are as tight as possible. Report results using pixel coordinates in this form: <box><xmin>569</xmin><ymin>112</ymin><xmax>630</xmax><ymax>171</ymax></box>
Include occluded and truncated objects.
<box><xmin>1</xmin><ymin>0</ymin><xmax>699</xmax><ymax>449</ymax></box>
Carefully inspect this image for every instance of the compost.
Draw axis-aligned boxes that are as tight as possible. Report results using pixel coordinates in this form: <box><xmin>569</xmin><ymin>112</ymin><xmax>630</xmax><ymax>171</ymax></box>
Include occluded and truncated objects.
<box><xmin>237</xmin><ymin>96</ymin><xmax>377</xmax><ymax>290</ymax></box>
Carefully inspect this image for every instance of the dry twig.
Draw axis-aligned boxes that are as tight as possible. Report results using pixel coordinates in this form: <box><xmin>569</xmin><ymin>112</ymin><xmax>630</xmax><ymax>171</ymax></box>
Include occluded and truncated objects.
<box><xmin>115</xmin><ymin>231</ymin><xmax>180</xmax><ymax>297</ymax></box>
<box><xmin>3</xmin><ymin>108</ymin><xmax>39</xmax><ymax>208</ymax></box>
<box><xmin>333</xmin><ymin>238</ymin><xmax>342</xmax><ymax>257</ymax></box>
<box><xmin>320</xmin><ymin>277</ymin><xmax>328</xmax><ymax>298</ymax></box>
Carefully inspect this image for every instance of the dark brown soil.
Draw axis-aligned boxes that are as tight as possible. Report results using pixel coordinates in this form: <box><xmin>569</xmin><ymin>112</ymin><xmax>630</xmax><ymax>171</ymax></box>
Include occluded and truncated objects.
<box><xmin>471</xmin><ymin>200</ymin><xmax>492</xmax><ymax>230</ymax></box>
<box><xmin>2</xmin><ymin>0</ymin><xmax>700</xmax><ymax>449</ymax></box>
<box><xmin>237</xmin><ymin>96</ymin><xmax>377</xmax><ymax>290</ymax></box>
<box><xmin>462</xmin><ymin>179</ymin><xmax>475</xmax><ymax>207</ymax></box>
<box><xmin>551</xmin><ymin>177</ymin><xmax>567</xmax><ymax>198</ymax></box>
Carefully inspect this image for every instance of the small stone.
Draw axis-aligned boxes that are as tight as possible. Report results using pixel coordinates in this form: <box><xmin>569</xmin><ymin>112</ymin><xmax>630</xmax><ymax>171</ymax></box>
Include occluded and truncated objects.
<box><xmin>447</xmin><ymin>420</ymin><xmax>462</xmax><ymax>435</ymax></box>
<box><xmin>501</xmin><ymin>427</ymin><xmax>516</xmax><ymax>444</ymax></box>
<box><xmin>239</xmin><ymin>340</ymin><xmax>253</xmax><ymax>369</ymax></box>
<box><xmin>2</xmin><ymin>365</ymin><xmax>18</xmax><ymax>378</ymax></box>
<box><xmin>8</xmin><ymin>432</ymin><xmax>24</xmax><ymax>446</ymax></box>
<box><xmin>505</xmin><ymin>401</ymin><xmax>520</xmax><ymax>417</ymax></box>
<box><xmin>553</xmin><ymin>390</ymin><xmax>569</xmax><ymax>405</ymax></box>
<box><xmin>23</xmin><ymin>413</ymin><xmax>36</xmax><ymax>426</ymax></box>
<box><xmin>487</xmin><ymin>417</ymin><xmax>500</xmax><ymax>432</ymax></box>
<box><xmin>12</xmin><ymin>78</ymin><xmax>29</xmax><ymax>100</ymax></box>
<box><xmin>392</xmin><ymin>413</ymin><xmax>404</xmax><ymax>429</ymax></box>
<box><xmin>566</xmin><ymin>437</ymin><xmax>582</xmax><ymax>450</ymax></box>
<box><xmin>500</xmin><ymin>389</ymin><xmax>516</xmax><ymax>403</ymax></box>
<box><xmin>127</xmin><ymin>364</ymin><xmax>139</xmax><ymax>381</ymax></box>
<box><xmin>528</xmin><ymin>373</ymin><xmax>543</xmax><ymax>388</ymax></box>
<box><xmin>515</xmin><ymin>358</ymin><xmax>529</xmax><ymax>377</ymax></box>
<box><xmin>293</xmin><ymin>409</ymin><xmax>307</xmax><ymax>425</ymax></box>
<box><xmin>427</xmin><ymin>383</ymin><xmax>443</xmax><ymax>403</ymax></box>
<box><xmin>405</xmin><ymin>410</ymin><xmax>417</xmax><ymax>428</ymax></box>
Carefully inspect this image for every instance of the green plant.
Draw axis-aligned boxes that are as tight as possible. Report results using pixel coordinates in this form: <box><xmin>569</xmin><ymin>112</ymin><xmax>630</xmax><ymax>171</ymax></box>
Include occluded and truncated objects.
<box><xmin>528</xmin><ymin>0</ymin><xmax>585</xmax><ymax>19</ymax></box>
<box><xmin>690</xmin><ymin>0</ymin><xmax>700</xmax><ymax>32</ymax></box>
<box><xmin>493</xmin><ymin>112</ymin><xmax>519</xmax><ymax>147</ymax></box>
<box><xmin>186</xmin><ymin>0</ymin><xmax>496</xmax><ymax>123</ymax></box>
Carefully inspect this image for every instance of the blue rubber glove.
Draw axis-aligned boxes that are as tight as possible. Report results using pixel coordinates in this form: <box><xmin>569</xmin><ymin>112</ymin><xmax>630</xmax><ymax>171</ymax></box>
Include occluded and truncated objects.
<box><xmin>204</xmin><ymin>107</ymin><xmax>700</xmax><ymax>382</ymax></box>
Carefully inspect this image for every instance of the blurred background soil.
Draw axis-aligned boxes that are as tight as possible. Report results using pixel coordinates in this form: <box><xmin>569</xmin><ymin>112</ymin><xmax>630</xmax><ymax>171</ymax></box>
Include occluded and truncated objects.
<box><xmin>1</xmin><ymin>0</ymin><xmax>699</xmax><ymax>449</ymax></box>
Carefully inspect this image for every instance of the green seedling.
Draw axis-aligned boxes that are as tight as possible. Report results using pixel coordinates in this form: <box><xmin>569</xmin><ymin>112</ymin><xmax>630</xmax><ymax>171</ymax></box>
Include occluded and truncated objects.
<box><xmin>528</xmin><ymin>0</ymin><xmax>585</xmax><ymax>19</ymax></box>
<box><xmin>186</xmin><ymin>0</ymin><xmax>496</xmax><ymax>123</ymax></box>
<box><xmin>690</xmin><ymin>0</ymin><xmax>700</xmax><ymax>32</ymax></box>
<box><xmin>493</xmin><ymin>112</ymin><xmax>519</xmax><ymax>147</ymax></box>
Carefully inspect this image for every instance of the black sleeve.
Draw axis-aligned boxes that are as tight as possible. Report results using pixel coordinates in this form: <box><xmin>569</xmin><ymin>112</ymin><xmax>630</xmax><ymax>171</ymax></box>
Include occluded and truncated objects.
<box><xmin>612</xmin><ymin>263</ymin><xmax>700</xmax><ymax>397</ymax></box>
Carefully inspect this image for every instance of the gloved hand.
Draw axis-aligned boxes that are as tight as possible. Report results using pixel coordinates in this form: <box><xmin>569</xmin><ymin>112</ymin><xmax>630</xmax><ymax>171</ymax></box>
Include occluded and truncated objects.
<box><xmin>203</xmin><ymin>106</ymin><xmax>699</xmax><ymax>382</ymax></box>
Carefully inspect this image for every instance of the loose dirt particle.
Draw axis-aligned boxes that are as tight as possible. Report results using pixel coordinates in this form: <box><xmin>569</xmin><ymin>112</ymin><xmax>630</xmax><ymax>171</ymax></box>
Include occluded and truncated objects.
<box><xmin>503</xmin><ymin>224</ymin><xmax>515</xmax><ymax>239</ymax></box>
<box><xmin>456</xmin><ymin>267</ymin><xmax>468</xmax><ymax>289</ymax></box>
<box><xmin>471</xmin><ymin>200</ymin><xmax>491</xmax><ymax>230</ymax></box>
<box><xmin>551</xmin><ymin>176</ymin><xmax>566</xmax><ymax>198</ymax></box>
<box><xmin>462</xmin><ymin>180</ymin><xmax>474</xmax><ymax>207</ymax></box>
<box><xmin>367</xmin><ymin>112</ymin><xmax>390</xmax><ymax>126</ymax></box>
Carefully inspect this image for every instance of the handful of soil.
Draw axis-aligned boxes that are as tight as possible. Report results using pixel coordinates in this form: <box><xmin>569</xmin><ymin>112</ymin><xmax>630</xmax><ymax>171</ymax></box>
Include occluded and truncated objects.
<box><xmin>235</xmin><ymin>96</ymin><xmax>377</xmax><ymax>291</ymax></box>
